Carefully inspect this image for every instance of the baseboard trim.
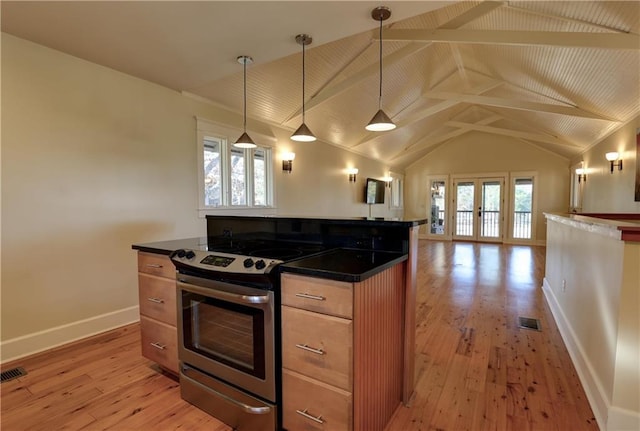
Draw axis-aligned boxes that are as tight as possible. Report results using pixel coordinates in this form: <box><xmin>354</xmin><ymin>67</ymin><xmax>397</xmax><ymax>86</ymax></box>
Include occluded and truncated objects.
<box><xmin>0</xmin><ymin>306</ymin><xmax>140</xmax><ymax>364</ymax></box>
<box><xmin>542</xmin><ymin>278</ymin><xmax>608</xmax><ymax>430</ymax></box>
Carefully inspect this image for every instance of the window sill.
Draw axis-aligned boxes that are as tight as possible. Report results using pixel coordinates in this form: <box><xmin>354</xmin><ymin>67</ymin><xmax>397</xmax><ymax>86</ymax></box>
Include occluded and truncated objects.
<box><xmin>198</xmin><ymin>207</ymin><xmax>278</xmax><ymax>218</ymax></box>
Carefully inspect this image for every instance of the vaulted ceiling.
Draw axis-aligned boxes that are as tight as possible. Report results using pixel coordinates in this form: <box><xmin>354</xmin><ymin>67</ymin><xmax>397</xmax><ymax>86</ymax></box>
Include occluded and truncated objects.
<box><xmin>3</xmin><ymin>1</ymin><xmax>639</xmax><ymax>169</ymax></box>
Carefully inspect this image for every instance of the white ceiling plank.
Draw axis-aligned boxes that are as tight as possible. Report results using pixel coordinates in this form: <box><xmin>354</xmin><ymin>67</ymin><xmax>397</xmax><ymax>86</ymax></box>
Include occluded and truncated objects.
<box><xmin>381</xmin><ymin>29</ymin><xmax>640</xmax><ymax>50</ymax></box>
<box><xmin>426</xmin><ymin>92</ymin><xmax>619</xmax><ymax>121</ymax></box>
<box><xmin>439</xmin><ymin>1</ymin><xmax>505</xmax><ymax>29</ymax></box>
<box><xmin>283</xmin><ymin>42</ymin><xmax>431</xmax><ymax>123</ymax></box>
<box><xmin>445</xmin><ymin>121</ymin><xmax>582</xmax><ymax>148</ymax></box>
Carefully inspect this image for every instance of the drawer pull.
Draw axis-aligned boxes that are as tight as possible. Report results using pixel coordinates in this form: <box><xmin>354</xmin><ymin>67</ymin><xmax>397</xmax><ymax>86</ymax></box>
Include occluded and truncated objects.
<box><xmin>145</xmin><ymin>263</ymin><xmax>163</xmax><ymax>268</ymax></box>
<box><xmin>296</xmin><ymin>409</ymin><xmax>324</xmax><ymax>424</ymax></box>
<box><xmin>150</xmin><ymin>342</ymin><xmax>166</xmax><ymax>350</ymax></box>
<box><xmin>146</xmin><ymin>297</ymin><xmax>165</xmax><ymax>304</ymax></box>
<box><xmin>295</xmin><ymin>293</ymin><xmax>326</xmax><ymax>301</ymax></box>
<box><xmin>295</xmin><ymin>343</ymin><xmax>324</xmax><ymax>355</ymax></box>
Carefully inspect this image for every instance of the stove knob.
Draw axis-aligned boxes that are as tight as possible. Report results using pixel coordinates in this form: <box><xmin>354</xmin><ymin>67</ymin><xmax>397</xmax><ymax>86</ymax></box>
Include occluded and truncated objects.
<box><xmin>185</xmin><ymin>250</ymin><xmax>196</xmax><ymax>260</ymax></box>
<box><xmin>255</xmin><ymin>259</ymin><xmax>266</xmax><ymax>270</ymax></box>
<box><xmin>176</xmin><ymin>249</ymin><xmax>186</xmax><ymax>258</ymax></box>
<box><xmin>243</xmin><ymin>258</ymin><xmax>254</xmax><ymax>268</ymax></box>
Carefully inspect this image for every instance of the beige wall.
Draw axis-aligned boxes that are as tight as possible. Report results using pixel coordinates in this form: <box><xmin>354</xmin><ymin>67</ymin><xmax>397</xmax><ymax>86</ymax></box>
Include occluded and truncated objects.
<box><xmin>574</xmin><ymin>116</ymin><xmax>640</xmax><ymax>213</ymax></box>
<box><xmin>0</xmin><ymin>34</ymin><xmax>398</xmax><ymax>357</ymax></box>
<box><xmin>404</xmin><ymin>131</ymin><xmax>570</xmax><ymax>243</ymax></box>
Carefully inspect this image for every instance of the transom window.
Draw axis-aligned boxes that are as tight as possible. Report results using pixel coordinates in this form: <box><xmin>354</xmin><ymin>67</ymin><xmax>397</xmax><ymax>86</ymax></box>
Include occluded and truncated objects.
<box><xmin>197</xmin><ymin>118</ymin><xmax>274</xmax><ymax>211</ymax></box>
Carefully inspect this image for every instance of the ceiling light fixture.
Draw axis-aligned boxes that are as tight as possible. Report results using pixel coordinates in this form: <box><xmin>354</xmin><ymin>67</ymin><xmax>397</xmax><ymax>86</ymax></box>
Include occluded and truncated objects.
<box><xmin>366</xmin><ymin>6</ymin><xmax>396</xmax><ymax>132</ymax></box>
<box><xmin>291</xmin><ymin>34</ymin><xmax>316</xmax><ymax>142</ymax></box>
<box><xmin>234</xmin><ymin>55</ymin><xmax>257</xmax><ymax>149</ymax></box>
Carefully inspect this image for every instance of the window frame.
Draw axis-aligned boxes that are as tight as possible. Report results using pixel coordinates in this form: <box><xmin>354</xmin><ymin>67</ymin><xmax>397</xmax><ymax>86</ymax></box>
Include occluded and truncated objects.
<box><xmin>389</xmin><ymin>171</ymin><xmax>404</xmax><ymax>209</ymax></box>
<box><xmin>197</xmin><ymin>117</ymin><xmax>275</xmax><ymax>216</ymax></box>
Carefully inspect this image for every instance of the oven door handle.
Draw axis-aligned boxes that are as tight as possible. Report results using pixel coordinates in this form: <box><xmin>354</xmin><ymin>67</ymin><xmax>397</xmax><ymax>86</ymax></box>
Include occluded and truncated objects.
<box><xmin>177</xmin><ymin>280</ymin><xmax>270</xmax><ymax>305</ymax></box>
<box><xmin>181</xmin><ymin>368</ymin><xmax>272</xmax><ymax>415</ymax></box>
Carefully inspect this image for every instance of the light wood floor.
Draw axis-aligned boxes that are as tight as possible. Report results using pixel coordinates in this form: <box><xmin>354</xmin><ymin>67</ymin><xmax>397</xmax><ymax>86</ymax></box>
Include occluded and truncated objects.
<box><xmin>1</xmin><ymin>241</ymin><xmax>598</xmax><ymax>431</ymax></box>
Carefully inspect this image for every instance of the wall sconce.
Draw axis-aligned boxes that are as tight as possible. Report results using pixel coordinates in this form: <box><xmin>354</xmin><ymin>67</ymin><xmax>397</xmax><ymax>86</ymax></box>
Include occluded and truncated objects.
<box><xmin>382</xmin><ymin>175</ymin><xmax>393</xmax><ymax>187</ymax></box>
<box><xmin>575</xmin><ymin>167</ymin><xmax>587</xmax><ymax>183</ymax></box>
<box><xmin>605</xmin><ymin>152</ymin><xmax>622</xmax><ymax>173</ymax></box>
<box><xmin>347</xmin><ymin>168</ymin><xmax>358</xmax><ymax>182</ymax></box>
<box><xmin>282</xmin><ymin>152</ymin><xmax>295</xmax><ymax>173</ymax></box>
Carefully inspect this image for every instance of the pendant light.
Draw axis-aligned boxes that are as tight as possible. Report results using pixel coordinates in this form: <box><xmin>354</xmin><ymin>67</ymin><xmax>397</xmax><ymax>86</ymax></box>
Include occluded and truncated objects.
<box><xmin>291</xmin><ymin>34</ymin><xmax>316</xmax><ymax>142</ymax></box>
<box><xmin>234</xmin><ymin>55</ymin><xmax>257</xmax><ymax>148</ymax></box>
<box><xmin>366</xmin><ymin>6</ymin><xmax>396</xmax><ymax>132</ymax></box>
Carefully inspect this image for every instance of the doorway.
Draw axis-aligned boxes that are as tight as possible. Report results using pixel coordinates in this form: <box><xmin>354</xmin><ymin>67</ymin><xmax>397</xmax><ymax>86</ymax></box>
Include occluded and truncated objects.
<box><xmin>453</xmin><ymin>177</ymin><xmax>504</xmax><ymax>242</ymax></box>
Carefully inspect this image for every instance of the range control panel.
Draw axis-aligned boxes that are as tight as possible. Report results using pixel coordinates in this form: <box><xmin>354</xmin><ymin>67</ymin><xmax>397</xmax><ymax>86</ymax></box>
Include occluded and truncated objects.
<box><xmin>170</xmin><ymin>249</ymin><xmax>282</xmax><ymax>275</ymax></box>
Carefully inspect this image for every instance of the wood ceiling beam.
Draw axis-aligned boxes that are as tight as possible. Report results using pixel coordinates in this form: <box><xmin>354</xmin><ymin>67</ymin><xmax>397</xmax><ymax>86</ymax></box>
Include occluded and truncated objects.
<box><xmin>445</xmin><ymin>121</ymin><xmax>582</xmax><ymax>148</ymax></box>
<box><xmin>426</xmin><ymin>92</ymin><xmax>618</xmax><ymax>121</ymax></box>
<box><xmin>350</xmin><ymin>79</ymin><xmax>504</xmax><ymax>149</ymax></box>
<box><xmin>380</xmin><ymin>29</ymin><xmax>640</xmax><ymax>50</ymax></box>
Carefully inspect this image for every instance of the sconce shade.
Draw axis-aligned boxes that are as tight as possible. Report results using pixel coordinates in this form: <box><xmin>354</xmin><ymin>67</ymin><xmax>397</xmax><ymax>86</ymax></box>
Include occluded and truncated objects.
<box><xmin>291</xmin><ymin>122</ymin><xmax>316</xmax><ymax>142</ymax></box>
<box><xmin>366</xmin><ymin>109</ymin><xmax>396</xmax><ymax>132</ymax></box>
<box><xmin>233</xmin><ymin>55</ymin><xmax>257</xmax><ymax>149</ymax></box>
<box><xmin>605</xmin><ymin>152</ymin><xmax>619</xmax><ymax>161</ymax></box>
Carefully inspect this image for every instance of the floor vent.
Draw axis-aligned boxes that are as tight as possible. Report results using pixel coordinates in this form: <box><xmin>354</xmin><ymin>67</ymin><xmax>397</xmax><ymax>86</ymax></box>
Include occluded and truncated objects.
<box><xmin>518</xmin><ymin>317</ymin><xmax>541</xmax><ymax>331</ymax></box>
<box><xmin>1</xmin><ymin>367</ymin><xmax>27</xmax><ymax>383</ymax></box>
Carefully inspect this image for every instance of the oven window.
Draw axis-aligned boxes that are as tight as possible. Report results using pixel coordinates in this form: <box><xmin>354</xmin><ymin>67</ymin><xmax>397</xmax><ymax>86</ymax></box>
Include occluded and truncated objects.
<box><xmin>182</xmin><ymin>293</ymin><xmax>266</xmax><ymax>379</ymax></box>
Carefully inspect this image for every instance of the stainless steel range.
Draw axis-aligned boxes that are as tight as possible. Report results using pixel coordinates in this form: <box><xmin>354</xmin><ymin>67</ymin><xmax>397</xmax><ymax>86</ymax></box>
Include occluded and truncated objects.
<box><xmin>170</xmin><ymin>242</ymin><xmax>325</xmax><ymax>431</ymax></box>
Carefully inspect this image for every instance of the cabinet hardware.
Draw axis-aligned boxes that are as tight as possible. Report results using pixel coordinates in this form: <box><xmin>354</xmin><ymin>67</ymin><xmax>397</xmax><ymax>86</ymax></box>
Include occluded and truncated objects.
<box><xmin>295</xmin><ymin>343</ymin><xmax>324</xmax><ymax>355</ymax></box>
<box><xmin>296</xmin><ymin>409</ymin><xmax>324</xmax><ymax>424</ymax></box>
<box><xmin>146</xmin><ymin>297</ymin><xmax>164</xmax><ymax>304</ymax></box>
<box><xmin>295</xmin><ymin>293</ymin><xmax>326</xmax><ymax>301</ymax></box>
<box><xmin>150</xmin><ymin>342</ymin><xmax>166</xmax><ymax>350</ymax></box>
<box><xmin>145</xmin><ymin>263</ymin><xmax>163</xmax><ymax>268</ymax></box>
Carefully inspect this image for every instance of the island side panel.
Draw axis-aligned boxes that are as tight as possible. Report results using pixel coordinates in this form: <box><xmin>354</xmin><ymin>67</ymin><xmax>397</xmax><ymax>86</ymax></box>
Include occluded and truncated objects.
<box><xmin>403</xmin><ymin>225</ymin><xmax>419</xmax><ymax>403</ymax></box>
<box><xmin>353</xmin><ymin>262</ymin><xmax>404</xmax><ymax>431</ymax></box>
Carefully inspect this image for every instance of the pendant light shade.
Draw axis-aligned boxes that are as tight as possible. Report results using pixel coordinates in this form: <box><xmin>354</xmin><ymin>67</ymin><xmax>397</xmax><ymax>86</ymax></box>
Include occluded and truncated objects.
<box><xmin>291</xmin><ymin>34</ymin><xmax>316</xmax><ymax>142</ymax></box>
<box><xmin>366</xmin><ymin>6</ymin><xmax>396</xmax><ymax>132</ymax></box>
<box><xmin>234</xmin><ymin>55</ymin><xmax>257</xmax><ymax>149</ymax></box>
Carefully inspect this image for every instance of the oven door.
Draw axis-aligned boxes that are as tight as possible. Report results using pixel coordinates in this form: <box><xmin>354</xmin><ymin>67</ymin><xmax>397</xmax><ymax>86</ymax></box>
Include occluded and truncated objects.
<box><xmin>177</xmin><ymin>274</ymin><xmax>275</xmax><ymax>402</ymax></box>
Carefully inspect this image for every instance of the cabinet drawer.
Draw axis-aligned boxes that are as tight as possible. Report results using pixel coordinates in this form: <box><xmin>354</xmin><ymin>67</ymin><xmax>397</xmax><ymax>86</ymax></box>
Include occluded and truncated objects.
<box><xmin>138</xmin><ymin>252</ymin><xmax>175</xmax><ymax>279</ymax></box>
<box><xmin>138</xmin><ymin>273</ymin><xmax>177</xmax><ymax>325</ymax></box>
<box><xmin>283</xmin><ymin>369</ymin><xmax>352</xmax><ymax>431</ymax></box>
<box><xmin>282</xmin><ymin>306</ymin><xmax>352</xmax><ymax>391</ymax></box>
<box><xmin>140</xmin><ymin>316</ymin><xmax>178</xmax><ymax>374</ymax></box>
<box><xmin>281</xmin><ymin>273</ymin><xmax>352</xmax><ymax>319</ymax></box>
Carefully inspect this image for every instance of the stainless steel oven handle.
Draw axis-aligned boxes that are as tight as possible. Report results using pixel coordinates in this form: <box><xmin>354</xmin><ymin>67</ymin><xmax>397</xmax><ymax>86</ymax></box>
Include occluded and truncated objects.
<box><xmin>177</xmin><ymin>280</ymin><xmax>270</xmax><ymax>304</ymax></box>
<box><xmin>180</xmin><ymin>370</ymin><xmax>272</xmax><ymax>415</ymax></box>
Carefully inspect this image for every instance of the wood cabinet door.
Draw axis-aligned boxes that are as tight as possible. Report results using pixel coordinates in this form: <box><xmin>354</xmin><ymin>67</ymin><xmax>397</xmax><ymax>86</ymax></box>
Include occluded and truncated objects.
<box><xmin>138</xmin><ymin>273</ymin><xmax>177</xmax><ymax>325</ymax></box>
<box><xmin>140</xmin><ymin>316</ymin><xmax>178</xmax><ymax>374</ymax></box>
<box><xmin>137</xmin><ymin>253</ymin><xmax>175</xmax><ymax>279</ymax></box>
<box><xmin>282</xmin><ymin>306</ymin><xmax>352</xmax><ymax>391</ymax></box>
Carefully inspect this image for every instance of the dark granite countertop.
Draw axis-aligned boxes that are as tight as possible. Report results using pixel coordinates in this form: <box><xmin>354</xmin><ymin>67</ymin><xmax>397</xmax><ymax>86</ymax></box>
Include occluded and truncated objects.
<box><xmin>280</xmin><ymin>248</ymin><xmax>408</xmax><ymax>283</ymax></box>
<box><xmin>131</xmin><ymin>237</ymin><xmax>207</xmax><ymax>255</ymax></box>
<box><xmin>207</xmin><ymin>214</ymin><xmax>427</xmax><ymax>227</ymax></box>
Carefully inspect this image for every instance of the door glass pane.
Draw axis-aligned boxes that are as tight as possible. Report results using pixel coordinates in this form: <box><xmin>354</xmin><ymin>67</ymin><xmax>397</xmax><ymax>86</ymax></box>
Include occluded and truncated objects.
<box><xmin>456</xmin><ymin>182</ymin><xmax>474</xmax><ymax>237</ymax></box>
<box><xmin>230</xmin><ymin>148</ymin><xmax>246</xmax><ymax>205</ymax></box>
<box><xmin>514</xmin><ymin>178</ymin><xmax>533</xmax><ymax>239</ymax></box>
<box><xmin>481</xmin><ymin>181</ymin><xmax>501</xmax><ymax>238</ymax></box>
<box><xmin>204</xmin><ymin>139</ymin><xmax>222</xmax><ymax>206</ymax></box>
<box><xmin>430</xmin><ymin>180</ymin><xmax>446</xmax><ymax>235</ymax></box>
<box><xmin>253</xmin><ymin>148</ymin><xmax>266</xmax><ymax>206</ymax></box>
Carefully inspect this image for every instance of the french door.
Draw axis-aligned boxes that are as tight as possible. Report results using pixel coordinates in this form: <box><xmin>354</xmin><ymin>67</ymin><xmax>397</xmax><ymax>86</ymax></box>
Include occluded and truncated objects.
<box><xmin>453</xmin><ymin>177</ymin><xmax>504</xmax><ymax>242</ymax></box>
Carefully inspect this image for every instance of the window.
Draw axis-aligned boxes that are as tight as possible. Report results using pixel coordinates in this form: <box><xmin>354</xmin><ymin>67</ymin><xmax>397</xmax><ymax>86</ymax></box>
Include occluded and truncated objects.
<box><xmin>390</xmin><ymin>172</ymin><xmax>404</xmax><ymax>209</ymax></box>
<box><xmin>197</xmin><ymin>118</ymin><xmax>274</xmax><ymax>211</ymax></box>
<box><xmin>508</xmin><ymin>172</ymin><xmax>537</xmax><ymax>244</ymax></box>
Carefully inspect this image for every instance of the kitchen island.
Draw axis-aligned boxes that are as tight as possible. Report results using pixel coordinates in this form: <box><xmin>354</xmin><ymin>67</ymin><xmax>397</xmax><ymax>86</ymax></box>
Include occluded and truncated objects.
<box><xmin>133</xmin><ymin>215</ymin><xmax>426</xmax><ymax>431</ymax></box>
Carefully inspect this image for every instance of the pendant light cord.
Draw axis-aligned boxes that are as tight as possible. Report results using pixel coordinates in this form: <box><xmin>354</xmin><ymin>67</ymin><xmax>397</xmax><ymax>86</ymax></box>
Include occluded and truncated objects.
<box><xmin>243</xmin><ymin>58</ymin><xmax>247</xmax><ymax>132</ymax></box>
<box><xmin>302</xmin><ymin>39</ymin><xmax>306</xmax><ymax>123</ymax></box>
<box><xmin>378</xmin><ymin>15</ymin><xmax>383</xmax><ymax>110</ymax></box>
